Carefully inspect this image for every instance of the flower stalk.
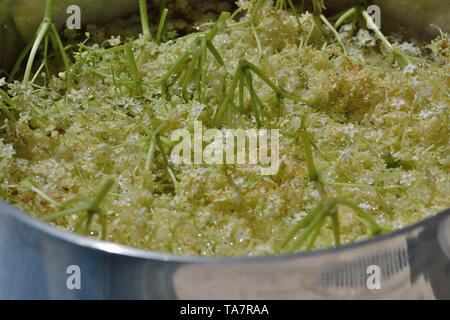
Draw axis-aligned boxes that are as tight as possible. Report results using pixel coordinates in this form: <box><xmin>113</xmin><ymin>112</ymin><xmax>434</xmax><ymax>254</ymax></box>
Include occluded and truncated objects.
<box><xmin>279</xmin><ymin>116</ymin><xmax>385</xmax><ymax>253</ymax></box>
<box><xmin>10</xmin><ymin>0</ymin><xmax>72</xmax><ymax>89</ymax></box>
<box><xmin>41</xmin><ymin>179</ymin><xmax>114</xmax><ymax>240</ymax></box>
<box><xmin>215</xmin><ymin>60</ymin><xmax>313</xmax><ymax>127</ymax></box>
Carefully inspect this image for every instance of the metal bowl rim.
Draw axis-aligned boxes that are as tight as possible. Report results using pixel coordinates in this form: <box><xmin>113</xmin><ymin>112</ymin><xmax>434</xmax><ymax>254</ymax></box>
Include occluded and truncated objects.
<box><xmin>1</xmin><ymin>199</ymin><xmax>449</xmax><ymax>263</ymax></box>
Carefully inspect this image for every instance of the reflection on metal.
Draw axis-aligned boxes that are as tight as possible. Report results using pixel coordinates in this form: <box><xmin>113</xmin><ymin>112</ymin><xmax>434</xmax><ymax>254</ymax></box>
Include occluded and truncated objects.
<box><xmin>0</xmin><ymin>197</ymin><xmax>449</xmax><ymax>299</ymax></box>
<box><xmin>0</xmin><ymin>0</ymin><xmax>449</xmax><ymax>299</ymax></box>
<box><xmin>320</xmin><ymin>247</ymin><xmax>409</xmax><ymax>288</ymax></box>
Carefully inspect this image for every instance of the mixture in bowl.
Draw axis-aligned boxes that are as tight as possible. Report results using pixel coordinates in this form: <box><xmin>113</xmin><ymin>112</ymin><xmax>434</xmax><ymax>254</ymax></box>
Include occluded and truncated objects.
<box><xmin>0</xmin><ymin>0</ymin><xmax>449</xmax><ymax>256</ymax></box>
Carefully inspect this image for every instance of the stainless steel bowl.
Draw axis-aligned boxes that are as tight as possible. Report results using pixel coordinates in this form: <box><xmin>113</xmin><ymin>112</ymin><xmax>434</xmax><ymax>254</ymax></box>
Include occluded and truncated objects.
<box><xmin>0</xmin><ymin>0</ymin><xmax>449</xmax><ymax>299</ymax></box>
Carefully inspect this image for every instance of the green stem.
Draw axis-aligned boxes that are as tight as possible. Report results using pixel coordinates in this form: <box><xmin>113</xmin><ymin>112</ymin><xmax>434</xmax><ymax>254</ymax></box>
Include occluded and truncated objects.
<box><xmin>139</xmin><ymin>0</ymin><xmax>153</xmax><ymax>41</ymax></box>
<box><xmin>161</xmin><ymin>50</ymin><xmax>191</xmax><ymax>83</ymax></box>
<box><xmin>41</xmin><ymin>204</ymin><xmax>90</xmax><ymax>221</ymax></box>
<box><xmin>75</xmin><ymin>213</ymin><xmax>88</xmax><ymax>232</ymax></box>
<box><xmin>215</xmin><ymin>61</ymin><xmax>244</xmax><ymax>123</ymax></box>
<box><xmin>287</xmin><ymin>207</ymin><xmax>327</xmax><ymax>253</ymax></box>
<box><xmin>334</xmin><ymin>6</ymin><xmax>358</xmax><ymax>29</ymax></box>
<box><xmin>312</xmin><ymin>0</ymin><xmax>323</xmax><ymax>16</ymax></box>
<box><xmin>216</xmin><ymin>60</ymin><xmax>313</xmax><ymax>126</ymax></box>
<box><xmin>244</xmin><ymin>69</ymin><xmax>263</xmax><ymax>128</ymax></box>
<box><xmin>125</xmin><ymin>45</ymin><xmax>141</xmax><ymax>93</ymax></box>
<box><xmin>239</xmin><ymin>75</ymin><xmax>245</xmax><ymax>112</ymax></box>
<box><xmin>44</xmin><ymin>0</ymin><xmax>55</xmax><ymax>19</ymax></box>
<box><xmin>199</xmin><ymin>38</ymin><xmax>208</xmax><ymax>104</ymax></box>
<box><xmin>275</xmin><ymin>94</ymin><xmax>281</xmax><ymax>123</ymax></box>
<box><xmin>287</xmin><ymin>198</ymin><xmax>337</xmax><ymax>252</ymax></box>
<box><xmin>206</xmin><ymin>12</ymin><xmax>231</xmax><ymax>41</ymax></box>
<box><xmin>327</xmin><ymin>181</ymin><xmax>407</xmax><ymax>191</ymax></box>
<box><xmin>83</xmin><ymin>213</ymin><xmax>93</xmax><ymax>235</ymax></box>
<box><xmin>278</xmin><ymin>204</ymin><xmax>322</xmax><ymax>249</ymax></box>
<box><xmin>300</xmin><ymin>117</ymin><xmax>319</xmax><ymax>182</ymax></box>
<box><xmin>99</xmin><ymin>212</ymin><xmax>107</xmax><ymax>240</ymax></box>
<box><xmin>0</xmin><ymin>105</ymin><xmax>15</xmax><ymax>123</ymax></box>
<box><xmin>319</xmin><ymin>14</ymin><xmax>347</xmax><ymax>56</ymax></box>
<box><xmin>0</xmin><ymin>89</ymin><xmax>17</xmax><ymax>123</ymax></box>
<box><xmin>156</xmin><ymin>8</ymin><xmax>169</xmax><ymax>44</ymax></box>
<box><xmin>245</xmin><ymin>61</ymin><xmax>313</xmax><ymax>105</ymax></box>
<box><xmin>23</xmin><ymin>22</ymin><xmax>50</xmax><ymax>87</ymax></box>
<box><xmin>87</xmin><ymin>179</ymin><xmax>114</xmax><ymax>212</ymax></box>
<box><xmin>206</xmin><ymin>40</ymin><xmax>225</xmax><ymax>66</ymax></box>
<box><xmin>145</xmin><ymin>135</ymin><xmax>157</xmax><ymax>172</ymax></box>
<box><xmin>306</xmin><ymin>215</ymin><xmax>327</xmax><ymax>250</ymax></box>
<box><xmin>50</xmin><ymin>24</ymin><xmax>72</xmax><ymax>89</ymax></box>
<box><xmin>43</xmin><ymin>34</ymin><xmax>50</xmax><ymax>83</ymax></box>
<box><xmin>152</xmin><ymin>12</ymin><xmax>229</xmax><ymax>100</ymax></box>
<box><xmin>181</xmin><ymin>52</ymin><xmax>199</xmax><ymax>100</ymax></box>
<box><xmin>196</xmin><ymin>53</ymin><xmax>202</xmax><ymax>101</ymax></box>
<box><xmin>23</xmin><ymin>0</ymin><xmax>55</xmax><ymax>87</ymax></box>
<box><xmin>91</xmin><ymin>69</ymin><xmax>135</xmax><ymax>85</ymax></box>
<box><xmin>330</xmin><ymin>209</ymin><xmax>340</xmax><ymax>246</ymax></box>
<box><xmin>229</xmin><ymin>7</ymin><xmax>243</xmax><ymax>22</ymax></box>
<box><xmin>8</xmin><ymin>34</ymin><xmax>35</xmax><ymax>82</ymax></box>
<box><xmin>30</xmin><ymin>185</ymin><xmax>59</xmax><ymax>206</ymax></box>
<box><xmin>145</xmin><ymin>122</ymin><xmax>167</xmax><ymax>171</ymax></box>
<box><xmin>361</xmin><ymin>9</ymin><xmax>394</xmax><ymax>52</ymax></box>
<box><xmin>250</xmin><ymin>0</ymin><xmax>265</xmax><ymax>61</ymax></box>
<box><xmin>156</xmin><ymin>137</ymin><xmax>178</xmax><ymax>190</ymax></box>
<box><xmin>335</xmin><ymin>197</ymin><xmax>381</xmax><ymax>235</ymax></box>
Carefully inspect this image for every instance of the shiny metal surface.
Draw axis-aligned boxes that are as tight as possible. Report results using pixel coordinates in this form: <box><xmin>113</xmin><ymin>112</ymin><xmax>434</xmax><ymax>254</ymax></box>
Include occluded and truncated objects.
<box><xmin>373</xmin><ymin>0</ymin><xmax>450</xmax><ymax>38</ymax></box>
<box><xmin>1</xmin><ymin>199</ymin><xmax>449</xmax><ymax>299</ymax></box>
<box><xmin>0</xmin><ymin>0</ymin><xmax>449</xmax><ymax>299</ymax></box>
